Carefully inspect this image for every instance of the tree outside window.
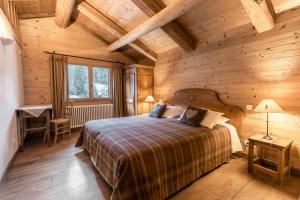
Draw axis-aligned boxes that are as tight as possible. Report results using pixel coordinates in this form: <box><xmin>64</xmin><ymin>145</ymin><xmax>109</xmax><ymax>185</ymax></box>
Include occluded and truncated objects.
<box><xmin>67</xmin><ymin>64</ymin><xmax>110</xmax><ymax>100</ymax></box>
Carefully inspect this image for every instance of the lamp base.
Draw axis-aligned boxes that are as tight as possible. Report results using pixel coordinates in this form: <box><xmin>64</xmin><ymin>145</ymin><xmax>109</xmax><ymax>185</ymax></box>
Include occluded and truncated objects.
<box><xmin>263</xmin><ymin>134</ymin><xmax>273</xmax><ymax>140</ymax></box>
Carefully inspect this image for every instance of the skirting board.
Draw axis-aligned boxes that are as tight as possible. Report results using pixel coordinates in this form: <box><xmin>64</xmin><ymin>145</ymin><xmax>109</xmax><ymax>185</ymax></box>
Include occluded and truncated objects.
<box><xmin>0</xmin><ymin>148</ymin><xmax>18</xmax><ymax>183</ymax></box>
<box><xmin>234</xmin><ymin>151</ymin><xmax>300</xmax><ymax>177</ymax></box>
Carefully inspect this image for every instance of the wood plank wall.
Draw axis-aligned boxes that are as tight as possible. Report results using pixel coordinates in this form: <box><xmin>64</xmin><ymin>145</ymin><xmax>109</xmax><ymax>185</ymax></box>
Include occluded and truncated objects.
<box><xmin>19</xmin><ymin>17</ymin><xmax>135</xmax><ymax>105</ymax></box>
<box><xmin>154</xmin><ymin>8</ymin><xmax>300</xmax><ymax>170</ymax></box>
<box><xmin>0</xmin><ymin>0</ymin><xmax>21</xmax><ymax>44</ymax></box>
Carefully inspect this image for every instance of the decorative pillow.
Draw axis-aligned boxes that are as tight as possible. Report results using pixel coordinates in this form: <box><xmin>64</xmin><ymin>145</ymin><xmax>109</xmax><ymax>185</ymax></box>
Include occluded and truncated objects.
<box><xmin>179</xmin><ymin>107</ymin><xmax>207</xmax><ymax>126</ymax></box>
<box><xmin>200</xmin><ymin>110</ymin><xmax>224</xmax><ymax>129</ymax></box>
<box><xmin>149</xmin><ymin>104</ymin><xmax>167</xmax><ymax>118</ymax></box>
<box><xmin>216</xmin><ymin>116</ymin><xmax>230</xmax><ymax>124</ymax></box>
<box><xmin>162</xmin><ymin>105</ymin><xmax>185</xmax><ymax>118</ymax></box>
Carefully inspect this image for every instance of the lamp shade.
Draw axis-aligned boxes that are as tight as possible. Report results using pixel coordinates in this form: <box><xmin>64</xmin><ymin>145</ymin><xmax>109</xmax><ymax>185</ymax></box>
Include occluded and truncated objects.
<box><xmin>145</xmin><ymin>95</ymin><xmax>155</xmax><ymax>103</ymax></box>
<box><xmin>254</xmin><ymin>99</ymin><xmax>283</xmax><ymax>113</ymax></box>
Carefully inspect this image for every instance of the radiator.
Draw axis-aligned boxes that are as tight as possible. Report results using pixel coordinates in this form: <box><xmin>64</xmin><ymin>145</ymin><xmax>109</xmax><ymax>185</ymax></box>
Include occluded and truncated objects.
<box><xmin>67</xmin><ymin>104</ymin><xmax>113</xmax><ymax>128</ymax></box>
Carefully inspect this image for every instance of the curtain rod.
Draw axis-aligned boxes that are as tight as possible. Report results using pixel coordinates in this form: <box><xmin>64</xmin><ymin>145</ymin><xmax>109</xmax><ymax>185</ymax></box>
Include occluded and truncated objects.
<box><xmin>43</xmin><ymin>51</ymin><xmax>125</xmax><ymax>65</ymax></box>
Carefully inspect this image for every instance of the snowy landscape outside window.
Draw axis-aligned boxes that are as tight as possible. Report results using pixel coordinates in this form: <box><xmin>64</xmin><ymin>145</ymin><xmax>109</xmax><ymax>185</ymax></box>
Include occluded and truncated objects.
<box><xmin>67</xmin><ymin>64</ymin><xmax>110</xmax><ymax>100</ymax></box>
<box><xmin>93</xmin><ymin>67</ymin><xmax>109</xmax><ymax>98</ymax></box>
<box><xmin>68</xmin><ymin>64</ymin><xmax>89</xmax><ymax>99</ymax></box>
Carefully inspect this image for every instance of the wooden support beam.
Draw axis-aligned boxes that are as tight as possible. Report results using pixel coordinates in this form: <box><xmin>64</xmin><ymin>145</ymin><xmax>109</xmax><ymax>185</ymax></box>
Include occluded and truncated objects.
<box><xmin>241</xmin><ymin>0</ymin><xmax>276</xmax><ymax>33</ymax></box>
<box><xmin>131</xmin><ymin>0</ymin><xmax>195</xmax><ymax>51</ymax></box>
<box><xmin>77</xmin><ymin>2</ymin><xmax>157</xmax><ymax>61</ymax></box>
<box><xmin>55</xmin><ymin>0</ymin><xmax>75</xmax><ymax>28</ymax></box>
<box><xmin>272</xmin><ymin>0</ymin><xmax>300</xmax><ymax>13</ymax></box>
<box><xmin>108</xmin><ymin>0</ymin><xmax>203</xmax><ymax>52</ymax></box>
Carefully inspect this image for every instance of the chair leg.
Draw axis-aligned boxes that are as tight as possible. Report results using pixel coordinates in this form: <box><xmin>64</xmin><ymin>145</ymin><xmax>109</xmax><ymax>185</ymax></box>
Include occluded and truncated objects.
<box><xmin>54</xmin><ymin>123</ymin><xmax>58</xmax><ymax>145</ymax></box>
<box><xmin>43</xmin><ymin>123</ymin><xmax>50</xmax><ymax>143</ymax></box>
<box><xmin>43</xmin><ymin>131</ymin><xmax>47</xmax><ymax>142</ymax></box>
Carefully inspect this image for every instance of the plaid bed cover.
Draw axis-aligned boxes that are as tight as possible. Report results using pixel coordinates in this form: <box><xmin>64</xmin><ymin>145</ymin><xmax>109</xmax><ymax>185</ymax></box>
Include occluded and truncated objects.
<box><xmin>77</xmin><ymin>116</ymin><xmax>231</xmax><ymax>200</ymax></box>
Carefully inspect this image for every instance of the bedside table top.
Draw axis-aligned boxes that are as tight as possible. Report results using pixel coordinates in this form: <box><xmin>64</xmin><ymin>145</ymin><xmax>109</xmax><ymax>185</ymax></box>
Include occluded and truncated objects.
<box><xmin>249</xmin><ymin>134</ymin><xmax>293</xmax><ymax>149</ymax></box>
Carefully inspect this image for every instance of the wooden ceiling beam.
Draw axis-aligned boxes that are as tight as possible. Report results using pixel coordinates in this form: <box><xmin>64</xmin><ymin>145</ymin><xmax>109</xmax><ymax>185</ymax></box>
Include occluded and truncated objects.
<box><xmin>77</xmin><ymin>1</ymin><xmax>157</xmax><ymax>61</ymax></box>
<box><xmin>55</xmin><ymin>0</ymin><xmax>75</xmax><ymax>28</ymax></box>
<box><xmin>272</xmin><ymin>0</ymin><xmax>300</xmax><ymax>13</ymax></box>
<box><xmin>241</xmin><ymin>0</ymin><xmax>276</xmax><ymax>33</ymax></box>
<box><xmin>131</xmin><ymin>0</ymin><xmax>195</xmax><ymax>51</ymax></box>
<box><xmin>108</xmin><ymin>0</ymin><xmax>204</xmax><ymax>52</ymax></box>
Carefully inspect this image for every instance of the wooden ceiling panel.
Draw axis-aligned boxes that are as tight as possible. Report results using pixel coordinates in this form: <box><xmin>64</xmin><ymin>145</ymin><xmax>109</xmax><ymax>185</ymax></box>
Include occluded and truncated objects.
<box><xmin>130</xmin><ymin>0</ymin><xmax>195</xmax><ymax>51</ymax></box>
<box><xmin>77</xmin><ymin>1</ymin><xmax>157</xmax><ymax>60</ymax></box>
<box><xmin>74</xmin><ymin>12</ymin><xmax>147</xmax><ymax>61</ymax></box>
<box><xmin>139</xmin><ymin>29</ymin><xmax>179</xmax><ymax>54</ymax></box>
<box><xmin>14</xmin><ymin>0</ymin><xmax>56</xmax><ymax>19</ymax></box>
<box><xmin>85</xmin><ymin>0</ymin><xmax>178</xmax><ymax>53</ymax></box>
<box><xmin>86</xmin><ymin>0</ymin><xmax>147</xmax><ymax>30</ymax></box>
<box><xmin>160</xmin><ymin>0</ymin><xmax>251</xmax><ymax>44</ymax></box>
<box><xmin>120</xmin><ymin>45</ymin><xmax>148</xmax><ymax>61</ymax></box>
<box><xmin>75</xmin><ymin>12</ymin><xmax>117</xmax><ymax>43</ymax></box>
<box><xmin>14</xmin><ymin>0</ymin><xmax>300</xmax><ymax>56</ymax></box>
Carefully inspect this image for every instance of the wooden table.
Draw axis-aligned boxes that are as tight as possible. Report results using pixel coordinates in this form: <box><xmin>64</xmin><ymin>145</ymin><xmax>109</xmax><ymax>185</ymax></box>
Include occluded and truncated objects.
<box><xmin>16</xmin><ymin>105</ymin><xmax>52</xmax><ymax>151</ymax></box>
<box><xmin>248</xmin><ymin>134</ymin><xmax>293</xmax><ymax>185</ymax></box>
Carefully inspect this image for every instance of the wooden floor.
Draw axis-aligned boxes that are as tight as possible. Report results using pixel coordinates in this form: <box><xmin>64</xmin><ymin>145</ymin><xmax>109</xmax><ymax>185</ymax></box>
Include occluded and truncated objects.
<box><xmin>1</xmin><ymin>132</ymin><xmax>300</xmax><ymax>200</ymax></box>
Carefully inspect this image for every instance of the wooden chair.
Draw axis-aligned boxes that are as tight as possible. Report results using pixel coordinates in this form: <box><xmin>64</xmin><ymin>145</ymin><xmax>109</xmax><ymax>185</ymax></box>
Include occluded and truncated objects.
<box><xmin>44</xmin><ymin>102</ymin><xmax>74</xmax><ymax>144</ymax></box>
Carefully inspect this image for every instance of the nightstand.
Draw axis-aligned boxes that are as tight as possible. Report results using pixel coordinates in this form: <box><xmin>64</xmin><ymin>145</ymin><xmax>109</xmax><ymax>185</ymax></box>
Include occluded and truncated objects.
<box><xmin>248</xmin><ymin>134</ymin><xmax>293</xmax><ymax>185</ymax></box>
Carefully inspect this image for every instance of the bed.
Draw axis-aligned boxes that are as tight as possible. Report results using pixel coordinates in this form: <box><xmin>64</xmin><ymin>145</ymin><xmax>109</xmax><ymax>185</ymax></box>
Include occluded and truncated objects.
<box><xmin>76</xmin><ymin>88</ymin><xmax>244</xmax><ymax>200</ymax></box>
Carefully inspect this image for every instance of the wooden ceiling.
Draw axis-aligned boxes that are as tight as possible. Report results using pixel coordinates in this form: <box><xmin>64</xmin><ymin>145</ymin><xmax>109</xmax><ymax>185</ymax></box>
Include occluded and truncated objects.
<box><xmin>84</xmin><ymin>0</ymin><xmax>179</xmax><ymax>54</ymax></box>
<box><xmin>9</xmin><ymin>0</ymin><xmax>300</xmax><ymax>62</ymax></box>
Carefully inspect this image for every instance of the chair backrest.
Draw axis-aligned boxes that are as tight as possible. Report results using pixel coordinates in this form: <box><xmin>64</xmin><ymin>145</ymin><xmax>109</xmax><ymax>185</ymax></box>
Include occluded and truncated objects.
<box><xmin>63</xmin><ymin>101</ymin><xmax>74</xmax><ymax>120</ymax></box>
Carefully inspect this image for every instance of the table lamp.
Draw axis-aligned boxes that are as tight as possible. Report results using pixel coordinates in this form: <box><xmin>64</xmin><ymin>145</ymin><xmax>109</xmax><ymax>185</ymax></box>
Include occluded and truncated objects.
<box><xmin>254</xmin><ymin>99</ymin><xmax>283</xmax><ymax>140</ymax></box>
<box><xmin>145</xmin><ymin>96</ymin><xmax>155</xmax><ymax>112</ymax></box>
<box><xmin>145</xmin><ymin>95</ymin><xmax>155</xmax><ymax>103</ymax></box>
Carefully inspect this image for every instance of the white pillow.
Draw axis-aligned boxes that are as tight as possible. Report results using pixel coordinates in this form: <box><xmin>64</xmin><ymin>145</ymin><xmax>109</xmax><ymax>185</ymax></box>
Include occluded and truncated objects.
<box><xmin>162</xmin><ymin>106</ymin><xmax>185</xmax><ymax>118</ymax></box>
<box><xmin>216</xmin><ymin>116</ymin><xmax>230</xmax><ymax>124</ymax></box>
<box><xmin>200</xmin><ymin>110</ymin><xmax>224</xmax><ymax>129</ymax></box>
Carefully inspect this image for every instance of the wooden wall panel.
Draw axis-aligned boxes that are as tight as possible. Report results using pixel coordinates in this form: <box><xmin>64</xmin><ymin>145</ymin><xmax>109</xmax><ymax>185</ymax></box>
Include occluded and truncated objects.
<box><xmin>154</xmin><ymin>8</ymin><xmax>300</xmax><ymax>171</ymax></box>
<box><xmin>13</xmin><ymin>0</ymin><xmax>56</xmax><ymax>19</ymax></box>
<box><xmin>20</xmin><ymin>17</ymin><xmax>135</xmax><ymax>105</ymax></box>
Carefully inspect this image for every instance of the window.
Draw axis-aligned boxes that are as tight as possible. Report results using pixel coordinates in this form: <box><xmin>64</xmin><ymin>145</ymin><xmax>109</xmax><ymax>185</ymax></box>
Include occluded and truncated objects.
<box><xmin>93</xmin><ymin>67</ymin><xmax>110</xmax><ymax>98</ymax></box>
<box><xmin>67</xmin><ymin>64</ymin><xmax>111</xmax><ymax>100</ymax></box>
<box><xmin>68</xmin><ymin>64</ymin><xmax>89</xmax><ymax>99</ymax></box>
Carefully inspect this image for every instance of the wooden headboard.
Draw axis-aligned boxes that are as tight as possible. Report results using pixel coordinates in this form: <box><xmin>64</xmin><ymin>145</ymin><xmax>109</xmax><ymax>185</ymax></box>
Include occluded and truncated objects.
<box><xmin>167</xmin><ymin>88</ymin><xmax>244</xmax><ymax>133</ymax></box>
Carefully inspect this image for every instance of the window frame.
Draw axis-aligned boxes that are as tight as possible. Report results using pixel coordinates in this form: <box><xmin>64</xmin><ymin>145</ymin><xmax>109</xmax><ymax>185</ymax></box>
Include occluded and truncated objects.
<box><xmin>66</xmin><ymin>58</ymin><xmax>112</xmax><ymax>102</ymax></box>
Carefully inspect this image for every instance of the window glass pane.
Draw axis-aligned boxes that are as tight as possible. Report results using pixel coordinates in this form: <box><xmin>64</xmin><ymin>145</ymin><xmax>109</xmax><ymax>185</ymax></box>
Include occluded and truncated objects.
<box><xmin>68</xmin><ymin>64</ymin><xmax>89</xmax><ymax>99</ymax></box>
<box><xmin>93</xmin><ymin>67</ymin><xmax>109</xmax><ymax>98</ymax></box>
